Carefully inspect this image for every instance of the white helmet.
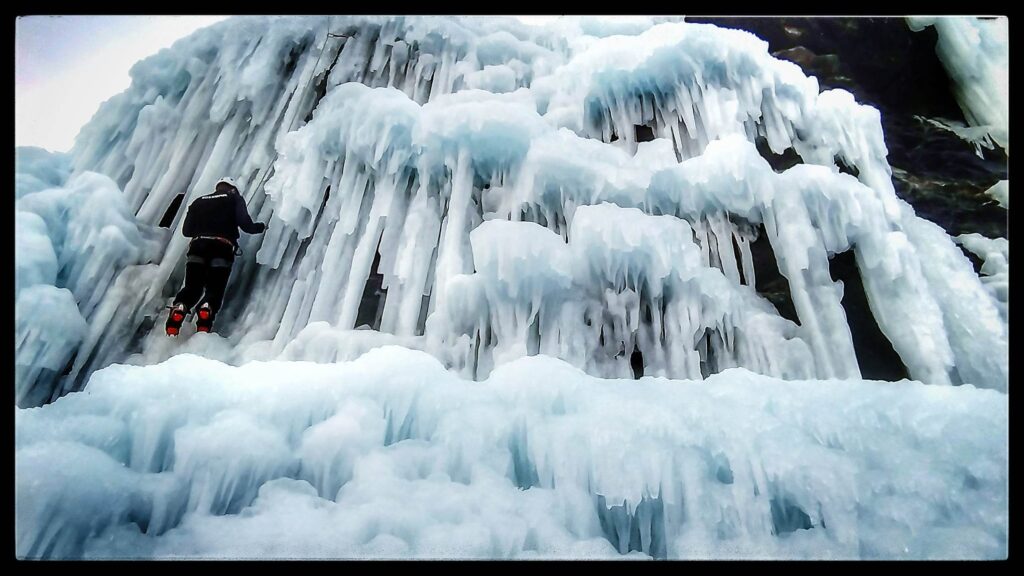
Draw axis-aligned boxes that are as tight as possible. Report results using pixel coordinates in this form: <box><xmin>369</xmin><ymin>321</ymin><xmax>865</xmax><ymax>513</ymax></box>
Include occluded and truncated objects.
<box><xmin>216</xmin><ymin>177</ymin><xmax>240</xmax><ymax>191</ymax></box>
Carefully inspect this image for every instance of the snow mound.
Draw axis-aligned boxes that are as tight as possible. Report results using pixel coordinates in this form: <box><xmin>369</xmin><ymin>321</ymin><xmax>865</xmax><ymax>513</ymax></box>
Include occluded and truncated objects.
<box><xmin>16</xmin><ymin>347</ymin><xmax>1007</xmax><ymax>559</ymax></box>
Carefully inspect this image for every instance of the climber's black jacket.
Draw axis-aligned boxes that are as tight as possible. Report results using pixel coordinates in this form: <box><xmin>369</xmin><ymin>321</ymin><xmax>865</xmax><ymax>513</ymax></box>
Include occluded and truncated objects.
<box><xmin>182</xmin><ymin>188</ymin><xmax>265</xmax><ymax>244</ymax></box>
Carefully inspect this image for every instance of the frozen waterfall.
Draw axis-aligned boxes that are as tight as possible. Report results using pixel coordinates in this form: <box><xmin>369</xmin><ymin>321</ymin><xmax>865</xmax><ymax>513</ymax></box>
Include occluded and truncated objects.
<box><xmin>14</xmin><ymin>15</ymin><xmax>1008</xmax><ymax>559</ymax></box>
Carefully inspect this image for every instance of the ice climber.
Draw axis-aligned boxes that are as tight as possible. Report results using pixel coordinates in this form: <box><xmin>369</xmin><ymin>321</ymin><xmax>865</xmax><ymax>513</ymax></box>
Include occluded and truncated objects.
<box><xmin>165</xmin><ymin>177</ymin><xmax>266</xmax><ymax>335</ymax></box>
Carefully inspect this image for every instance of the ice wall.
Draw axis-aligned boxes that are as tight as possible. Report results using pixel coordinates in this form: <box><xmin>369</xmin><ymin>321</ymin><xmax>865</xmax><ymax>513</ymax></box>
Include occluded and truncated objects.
<box><xmin>15</xmin><ymin>150</ymin><xmax>162</xmax><ymax>406</ymax></box>
<box><xmin>956</xmin><ymin>233</ymin><xmax>1009</xmax><ymax>321</ymax></box>
<box><xmin>21</xmin><ymin>15</ymin><xmax>1007</xmax><ymax>407</ymax></box>
<box><xmin>14</xmin><ymin>15</ymin><xmax>1010</xmax><ymax>561</ymax></box>
<box><xmin>15</xmin><ymin>147</ymin><xmax>72</xmax><ymax>198</ymax></box>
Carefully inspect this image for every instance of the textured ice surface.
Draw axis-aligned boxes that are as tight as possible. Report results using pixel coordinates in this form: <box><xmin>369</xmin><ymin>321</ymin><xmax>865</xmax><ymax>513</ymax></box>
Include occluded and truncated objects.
<box><xmin>16</xmin><ymin>15</ymin><xmax>1001</xmax><ymax>401</ymax></box>
<box><xmin>956</xmin><ymin>233</ymin><xmax>1008</xmax><ymax>321</ymax></box>
<box><xmin>15</xmin><ymin>347</ymin><xmax>1008</xmax><ymax>559</ymax></box>
<box><xmin>15</xmin><ymin>157</ymin><xmax>161</xmax><ymax>406</ymax></box>
<box><xmin>15</xmin><ymin>147</ymin><xmax>72</xmax><ymax>198</ymax></box>
<box><xmin>907</xmin><ymin>16</ymin><xmax>1008</xmax><ymax>153</ymax></box>
<box><xmin>983</xmin><ymin>180</ymin><xmax>1008</xmax><ymax>209</ymax></box>
<box><xmin>13</xmin><ymin>15</ymin><xmax>1009</xmax><ymax>560</ymax></box>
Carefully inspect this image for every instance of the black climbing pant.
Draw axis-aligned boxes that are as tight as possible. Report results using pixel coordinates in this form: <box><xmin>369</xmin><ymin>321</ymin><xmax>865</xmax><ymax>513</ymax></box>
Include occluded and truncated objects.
<box><xmin>173</xmin><ymin>238</ymin><xmax>236</xmax><ymax>315</ymax></box>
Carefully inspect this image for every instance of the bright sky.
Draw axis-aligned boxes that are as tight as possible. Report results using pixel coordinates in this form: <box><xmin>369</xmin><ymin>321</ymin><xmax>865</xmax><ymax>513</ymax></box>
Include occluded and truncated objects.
<box><xmin>14</xmin><ymin>15</ymin><xmax>562</xmax><ymax>153</ymax></box>
<box><xmin>15</xmin><ymin>15</ymin><xmax>230</xmax><ymax>152</ymax></box>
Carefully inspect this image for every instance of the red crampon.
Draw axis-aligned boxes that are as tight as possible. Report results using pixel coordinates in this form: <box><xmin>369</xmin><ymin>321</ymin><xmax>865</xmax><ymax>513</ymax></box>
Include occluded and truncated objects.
<box><xmin>196</xmin><ymin>304</ymin><xmax>214</xmax><ymax>333</ymax></box>
<box><xmin>165</xmin><ymin>304</ymin><xmax>187</xmax><ymax>337</ymax></box>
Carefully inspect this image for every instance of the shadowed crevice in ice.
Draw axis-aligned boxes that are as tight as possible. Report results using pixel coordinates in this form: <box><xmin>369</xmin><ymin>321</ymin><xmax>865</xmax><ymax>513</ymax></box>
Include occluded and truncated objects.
<box><xmin>827</xmin><ymin>249</ymin><xmax>909</xmax><ymax>382</ymax></box>
<box><xmin>596</xmin><ymin>493</ymin><xmax>668</xmax><ymax>559</ymax></box>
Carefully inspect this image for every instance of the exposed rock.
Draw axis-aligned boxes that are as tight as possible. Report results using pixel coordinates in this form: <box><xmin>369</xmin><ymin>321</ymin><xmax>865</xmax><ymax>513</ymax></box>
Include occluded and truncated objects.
<box><xmin>689</xmin><ymin>16</ymin><xmax>1007</xmax><ymax>240</ymax></box>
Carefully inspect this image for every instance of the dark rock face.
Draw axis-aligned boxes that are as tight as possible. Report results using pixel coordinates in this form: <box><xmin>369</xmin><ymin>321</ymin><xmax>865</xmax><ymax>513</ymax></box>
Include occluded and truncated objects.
<box><xmin>884</xmin><ymin>116</ymin><xmax>1007</xmax><ymax>239</ymax></box>
<box><xmin>690</xmin><ymin>17</ymin><xmax>1008</xmax><ymax>240</ymax></box>
<box><xmin>687</xmin><ymin>17</ymin><xmax>962</xmax><ymax>118</ymax></box>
